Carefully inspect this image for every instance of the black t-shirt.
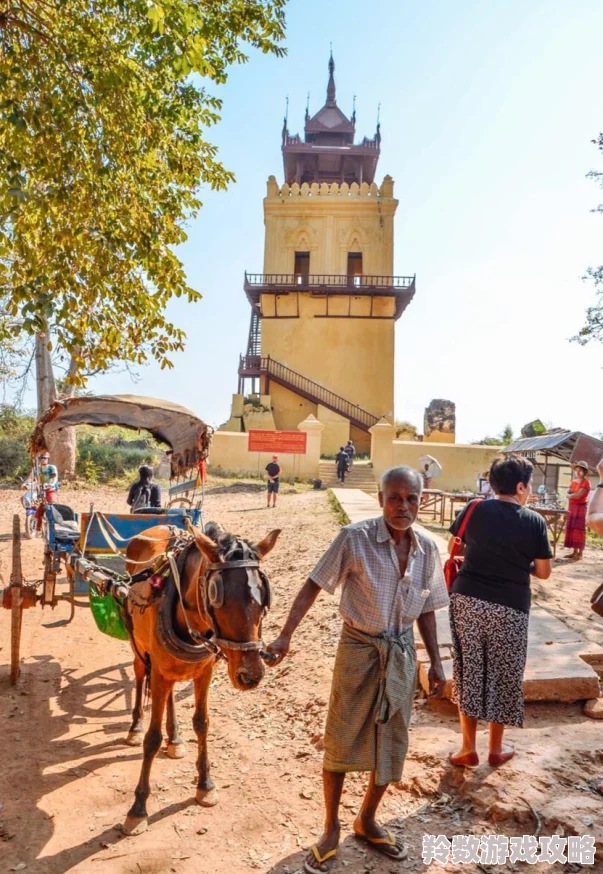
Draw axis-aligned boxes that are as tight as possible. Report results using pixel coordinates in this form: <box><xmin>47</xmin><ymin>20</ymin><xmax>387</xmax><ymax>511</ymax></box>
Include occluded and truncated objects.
<box><xmin>265</xmin><ymin>462</ymin><xmax>280</xmax><ymax>481</ymax></box>
<box><xmin>336</xmin><ymin>451</ymin><xmax>349</xmax><ymax>468</ymax></box>
<box><xmin>449</xmin><ymin>500</ymin><xmax>552</xmax><ymax>613</ymax></box>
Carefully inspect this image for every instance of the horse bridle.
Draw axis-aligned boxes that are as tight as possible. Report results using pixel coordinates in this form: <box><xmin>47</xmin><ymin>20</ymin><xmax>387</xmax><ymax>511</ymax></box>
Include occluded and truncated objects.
<box><xmin>200</xmin><ymin>553</ymin><xmax>274</xmax><ymax>659</ymax></box>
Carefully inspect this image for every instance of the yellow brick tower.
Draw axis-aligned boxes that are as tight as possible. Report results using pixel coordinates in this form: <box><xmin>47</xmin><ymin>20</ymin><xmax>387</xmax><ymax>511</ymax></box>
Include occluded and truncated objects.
<box><xmin>233</xmin><ymin>55</ymin><xmax>415</xmax><ymax>453</ymax></box>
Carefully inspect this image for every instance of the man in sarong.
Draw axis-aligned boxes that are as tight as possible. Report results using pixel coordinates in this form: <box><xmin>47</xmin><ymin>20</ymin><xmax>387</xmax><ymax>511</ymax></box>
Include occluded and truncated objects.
<box><xmin>267</xmin><ymin>466</ymin><xmax>449</xmax><ymax>873</ymax></box>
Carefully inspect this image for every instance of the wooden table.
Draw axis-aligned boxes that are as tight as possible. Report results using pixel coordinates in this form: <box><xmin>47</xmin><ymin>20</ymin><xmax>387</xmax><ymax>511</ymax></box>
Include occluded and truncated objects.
<box><xmin>532</xmin><ymin>506</ymin><xmax>568</xmax><ymax>559</ymax></box>
<box><xmin>440</xmin><ymin>492</ymin><xmax>481</xmax><ymax>525</ymax></box>
<box><xmin>419</xmin><ymin>489</ymin><xmax>444</xmax><ymax>521</ymax></box>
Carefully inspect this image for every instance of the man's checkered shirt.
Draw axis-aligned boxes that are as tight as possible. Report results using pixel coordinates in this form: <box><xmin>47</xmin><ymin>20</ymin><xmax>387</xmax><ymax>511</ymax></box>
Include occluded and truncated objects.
<box><xmin>310</xmin><ymin>516</ymin><xmax>449</xmax><ymax>636</ymax></box>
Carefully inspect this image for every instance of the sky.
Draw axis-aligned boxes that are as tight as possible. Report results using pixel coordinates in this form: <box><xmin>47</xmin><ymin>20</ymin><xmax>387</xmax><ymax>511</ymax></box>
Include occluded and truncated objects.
<box><xmin>76</xmin><ymin>0</ymin><xmax>603</xmax><ymax>442</ymax></box>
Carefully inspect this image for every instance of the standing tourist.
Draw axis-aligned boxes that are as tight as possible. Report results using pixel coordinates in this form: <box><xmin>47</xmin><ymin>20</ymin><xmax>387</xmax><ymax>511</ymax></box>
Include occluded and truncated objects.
<box><xmin>335</xmin><ymin>446</ymin><xmax>349</xmax><ymax>483</ymax></box>
<box><xmin>344</xmin><ymin>439</ymin><xmax>356</xmax><ymax>467</ymax></box>
<box><xmin>126</xmin><ymin>465</ymin><xmax>161</xmax><ymax>513</ymax></box>
<box><xmin>267</xmin><ymin>467</ymin><xmax>449</xmax><ymax>872</ymax></box>
<box><xmin>564</xmin><ymin>461</ymin><xmax>592</xmax><ymax>561</ymax></box>
<box><xmin>264</xmin><ymin>454</ymin><xmax>282</xmax><ymax>508</ymax></box>
<box><xmin>447</xmin><ymin>457</ymin><xmax>552</xmax><ymax>768</ymax></box>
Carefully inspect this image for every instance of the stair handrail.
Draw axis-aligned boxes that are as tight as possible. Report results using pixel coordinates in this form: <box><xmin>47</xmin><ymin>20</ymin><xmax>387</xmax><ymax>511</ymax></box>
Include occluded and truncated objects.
<box><xmin>261</xmin><ymin>356</ymin><xmax>379</xmax><ymax>430</ymax></box>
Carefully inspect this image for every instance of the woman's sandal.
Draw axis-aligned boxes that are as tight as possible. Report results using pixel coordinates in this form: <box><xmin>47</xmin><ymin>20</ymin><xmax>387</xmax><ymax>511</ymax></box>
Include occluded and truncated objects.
<box><xmin>449</xmin><ymin>751</ymin><xmax>479</xmax><ymax>768</ymax></box>
<box><xmin>303</xmin><ymin>845</ymin><xmax>338</xmax><ymax>874</ymax></box>
<box><xmin>354</xmin><ymin>829</ymin><xmax>408</xmax><ymax>861</ymax></box>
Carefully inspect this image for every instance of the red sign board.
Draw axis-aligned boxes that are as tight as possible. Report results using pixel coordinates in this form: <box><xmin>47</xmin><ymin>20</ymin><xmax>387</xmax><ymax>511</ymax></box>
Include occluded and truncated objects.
<box><xmin>248</xmin><ymin>430</ymin><xmax>307</xmax><ymax>454</ymax></box>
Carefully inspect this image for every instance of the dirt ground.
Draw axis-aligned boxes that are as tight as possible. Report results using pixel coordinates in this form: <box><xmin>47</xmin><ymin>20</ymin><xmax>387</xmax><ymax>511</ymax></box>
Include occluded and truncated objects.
<box><xmin>1</xmin><ymin>483</ymin><xmax>603</xmax><ymax>874</ymax></box>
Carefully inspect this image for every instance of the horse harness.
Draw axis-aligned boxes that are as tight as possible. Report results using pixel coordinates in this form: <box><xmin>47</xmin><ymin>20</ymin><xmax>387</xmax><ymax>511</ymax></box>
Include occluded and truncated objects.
<box><xmin>202</xmin><ymin>539</ymin><xmax>272</xmax><ymax>657</ymax></box>
<box><xmin>125</xmin><ymin>532</ymin><xmax>272</xmax><ymax>664</ymax></box>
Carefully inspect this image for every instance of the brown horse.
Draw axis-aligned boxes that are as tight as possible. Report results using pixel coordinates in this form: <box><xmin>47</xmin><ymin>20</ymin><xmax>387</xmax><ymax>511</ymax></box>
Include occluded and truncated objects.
<box><xmin>121</xmin><ymin>521</ymin><xmax>280</xmax><ymax>835</ymax></box>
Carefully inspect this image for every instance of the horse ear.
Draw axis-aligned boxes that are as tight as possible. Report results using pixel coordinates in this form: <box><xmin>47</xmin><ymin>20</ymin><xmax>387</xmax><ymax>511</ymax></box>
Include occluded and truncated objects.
<box><xmin>254</xmin><ymin>529</ymin><xmax>282</xmax><ymax>559</ymax></box>
<box><xmin>192</xmin><ymin>530</ymin><xmax>221</xmax><ymax>563</ymax></box>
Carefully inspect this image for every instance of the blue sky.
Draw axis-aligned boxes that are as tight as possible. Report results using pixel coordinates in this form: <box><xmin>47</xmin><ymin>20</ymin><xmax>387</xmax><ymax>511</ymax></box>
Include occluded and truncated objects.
<box><xmin>86</xmin><ymin>0</ymin><xmax>603</xmax><ymax>443</ymax></box>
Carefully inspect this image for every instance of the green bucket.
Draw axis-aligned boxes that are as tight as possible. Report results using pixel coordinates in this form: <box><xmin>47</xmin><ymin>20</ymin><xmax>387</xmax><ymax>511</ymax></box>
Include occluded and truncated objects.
<box><xmin>89</xmin><ymin>583</ymin><xmax>130</xmax><ymax>641</ymax></box>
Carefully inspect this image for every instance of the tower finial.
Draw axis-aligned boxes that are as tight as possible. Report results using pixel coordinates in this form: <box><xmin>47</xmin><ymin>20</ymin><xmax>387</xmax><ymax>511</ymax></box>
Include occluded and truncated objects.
<box><xmin>326</xmin><ymin>48</ymin><xmax>336</xmax><ymax>106</ymax></box>
<box><xmin>305</xmin><ymin>91</ymin><xmax>310</xmax><ymax>121</ymax></box>
<box><xmin>285</xmin><ymin>94</ymin><xmax>289</xmax><ymax>124</ymax></box>
<box><xmin>352</xmin><ymin>94</ymin><xmax>356</xmax><ymax>125</ymax></box>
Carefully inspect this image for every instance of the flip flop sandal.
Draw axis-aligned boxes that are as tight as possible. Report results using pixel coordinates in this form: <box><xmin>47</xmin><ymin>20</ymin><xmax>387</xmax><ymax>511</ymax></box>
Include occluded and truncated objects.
<box><xmin>355</xmin><ymin>829</ymin><xmax>408</xmax><ymax>861</ymax></box>
<box><xmin>303</xmin><ymin>845</ymin><xmax>338</xmax><ymax>874</ymax></box>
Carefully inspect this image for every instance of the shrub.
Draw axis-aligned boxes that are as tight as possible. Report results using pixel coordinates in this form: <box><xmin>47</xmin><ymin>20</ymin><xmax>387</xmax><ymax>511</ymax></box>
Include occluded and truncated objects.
<box><xmin>76</xmin><ymin>435</ymin><xmax>157</xmax><ymax>484</ymax></box>
<box><xmin>0</xmin><ymin>438</ymin><xmax>31</xmax><ymax>481</ymax></box>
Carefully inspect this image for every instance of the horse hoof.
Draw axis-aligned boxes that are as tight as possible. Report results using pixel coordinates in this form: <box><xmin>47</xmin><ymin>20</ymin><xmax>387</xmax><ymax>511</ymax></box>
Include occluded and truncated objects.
<box><xmin>196</xmin><ymin>787</ymin><xmax>219</xmax><ymax>807</ymax></box>
<box><xmin>121</xmin><ymin>815</ymin><xmax>148</xmax><ymax>836</ymax></box>
<box><xmin>125</xmin><ymin>731</ymin><xmax>144</xmax><ymax>747</ymax></box>
<box><xmin>167</xmin><ymin>741</ymin><xmax>186</xmax><ymax>760</ymax></box>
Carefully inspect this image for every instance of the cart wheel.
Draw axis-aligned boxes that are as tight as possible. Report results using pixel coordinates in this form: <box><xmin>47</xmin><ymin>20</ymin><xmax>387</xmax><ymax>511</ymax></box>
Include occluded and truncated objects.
<box><xmin>10</xmin><ymin>514</ymin><xmax>24</xmax><ymax>686</ymax></box>
<box><xmin>168</xmin><ymin>497</ymin><xmax>192</xmax><ymax>510</ymax></box>
<box><xmin>66</xmin><ymin>565</ymin><xmax>76</xmax><ymax>623</ymax></box>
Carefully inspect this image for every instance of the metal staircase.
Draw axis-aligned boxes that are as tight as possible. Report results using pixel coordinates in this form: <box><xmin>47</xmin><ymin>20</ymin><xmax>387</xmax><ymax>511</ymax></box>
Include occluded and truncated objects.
<box><xmin>238</xmin><ymin>355</ymin><xmax>380</xmax><ymax>433</ymax></box>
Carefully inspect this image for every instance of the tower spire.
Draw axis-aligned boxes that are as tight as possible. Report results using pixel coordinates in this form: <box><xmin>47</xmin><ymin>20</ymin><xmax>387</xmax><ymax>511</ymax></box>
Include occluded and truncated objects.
<box><xmin>326</xmin><ymin>50</ymin><xmax>336</xmax><ymax>107</ymax></box>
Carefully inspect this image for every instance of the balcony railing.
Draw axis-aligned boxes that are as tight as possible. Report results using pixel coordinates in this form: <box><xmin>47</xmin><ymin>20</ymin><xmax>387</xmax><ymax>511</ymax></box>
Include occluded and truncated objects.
<box><xmin>244</xmin><ymin>273</ymin><xmax>415</xmax><ymax>292</ymax></box>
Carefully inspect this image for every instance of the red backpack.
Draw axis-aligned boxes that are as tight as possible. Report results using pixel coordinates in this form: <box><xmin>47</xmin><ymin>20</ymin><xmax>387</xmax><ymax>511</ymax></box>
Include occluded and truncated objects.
<box><xmin>444</xmin><ymin>499</ymin><xmax>482</xmax><ymax>592</ymax></box>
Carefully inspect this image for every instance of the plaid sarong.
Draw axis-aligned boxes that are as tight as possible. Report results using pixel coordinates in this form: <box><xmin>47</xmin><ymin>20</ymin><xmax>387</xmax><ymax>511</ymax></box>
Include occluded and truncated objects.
<box><xmin>323</xmin><ymin>623</ymin><xmax>416</xmax><ymax>786</ymax></box>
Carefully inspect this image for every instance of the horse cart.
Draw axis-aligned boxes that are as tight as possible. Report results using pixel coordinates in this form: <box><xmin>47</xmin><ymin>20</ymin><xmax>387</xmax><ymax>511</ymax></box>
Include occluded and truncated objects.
<box><xmin>1</xmin><ymin>394</ymin><xmax>212</xmax><ymax>685</ymax></box>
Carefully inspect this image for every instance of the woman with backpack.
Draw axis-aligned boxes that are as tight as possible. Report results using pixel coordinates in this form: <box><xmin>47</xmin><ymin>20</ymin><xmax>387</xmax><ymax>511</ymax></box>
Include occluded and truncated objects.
<box><xmin>127</xmin><ymin>465</ymin><xmax>161</xmax><ymax>513</ymax></box>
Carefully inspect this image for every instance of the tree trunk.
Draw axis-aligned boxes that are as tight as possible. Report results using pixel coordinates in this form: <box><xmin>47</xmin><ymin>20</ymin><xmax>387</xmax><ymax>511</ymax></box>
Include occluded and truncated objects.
<box><xmin>35</xmin><ymin>333</ymin><xmax>77</xmax><ymax>480</ymax></box>
<box><xmin>35</xmin><ymin>331</ymin><xmax>57</xmax><ymax>414</ymax></box>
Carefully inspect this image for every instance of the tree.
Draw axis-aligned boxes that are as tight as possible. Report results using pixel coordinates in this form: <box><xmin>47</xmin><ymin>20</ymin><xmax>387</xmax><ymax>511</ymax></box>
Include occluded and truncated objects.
<box><xmin>0</xmin><ymin>0</ymin><xmax>287</xmax><ymax>473</ymax></box>
<box><xmin>473</xmin><ymin>424</ymin><xmax>514</xmax><ymax>446</ymax></box>
<box><xmin>573</xmin><ymin>132</ymin><xmax>603</xmax><ymax>345</ymax></box>
<box><xmin>394</xmin><ymin>420</ymin><xmax>417</xmax><ymax>439</ymax></box>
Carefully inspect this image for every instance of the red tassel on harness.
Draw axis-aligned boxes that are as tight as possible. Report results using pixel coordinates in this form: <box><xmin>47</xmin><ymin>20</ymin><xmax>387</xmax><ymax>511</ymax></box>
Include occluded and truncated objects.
<box><xmin>197</xmin><ymin>459</ymin><xmax>208</xmax><ymax>484</ymax></box>
<box><xmin>149</xmin><ymin>572</ymin><xmax>166</xmax><ymax>591</ymax></box>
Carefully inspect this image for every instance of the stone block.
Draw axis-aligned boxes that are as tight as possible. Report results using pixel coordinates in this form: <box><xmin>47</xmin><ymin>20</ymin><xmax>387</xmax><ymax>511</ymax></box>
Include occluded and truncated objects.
<box><xmin>417</xmin><ymin>640</ymin><xmax>600</xmax><ymax>703</ymax></box>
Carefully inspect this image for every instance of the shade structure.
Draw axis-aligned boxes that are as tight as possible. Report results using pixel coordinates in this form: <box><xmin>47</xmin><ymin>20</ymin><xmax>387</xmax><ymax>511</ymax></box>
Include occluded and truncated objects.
<box><xmin>502</xmin><ymin>430</ymin><xmax>603</xmax><ymax>473</ymax></box>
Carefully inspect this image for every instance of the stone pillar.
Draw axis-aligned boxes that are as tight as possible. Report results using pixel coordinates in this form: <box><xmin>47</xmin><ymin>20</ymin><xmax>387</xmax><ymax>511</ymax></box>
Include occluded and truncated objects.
<box><xmin>369</xmin><ymin>418</ymin><xmax>396</xmax><ymax>483</ymax></box>
<box><xmin>297</xmin><ymin>414</ymin><xmax>325</xmax><ymax>479</ymax></box>
<box><xmin>424</xmin><ymin>399</ymin><xmax>456</xmax><ymax>444</ymax></box>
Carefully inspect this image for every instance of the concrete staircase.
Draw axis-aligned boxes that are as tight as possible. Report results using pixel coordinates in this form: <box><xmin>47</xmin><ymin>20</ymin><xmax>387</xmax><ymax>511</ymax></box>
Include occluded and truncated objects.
<box><xmin>318</xmin><ymin>459</ymin><xmax>377</xmax><ymax>494</ymax></box>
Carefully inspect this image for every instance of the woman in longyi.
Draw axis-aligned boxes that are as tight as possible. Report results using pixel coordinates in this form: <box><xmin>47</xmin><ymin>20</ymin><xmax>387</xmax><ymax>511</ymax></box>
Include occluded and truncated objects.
<box><xmin>563</xmin><ymin>461</ymin><xmax>592</xmax><ymax>560</ymax></box>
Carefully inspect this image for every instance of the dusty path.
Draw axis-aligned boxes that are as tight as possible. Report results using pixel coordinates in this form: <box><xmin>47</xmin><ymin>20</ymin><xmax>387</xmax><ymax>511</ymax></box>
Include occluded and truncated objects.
<box><xmin>1</xmin><ymin>484</ymin><xmax>602</xmax><ymax>874</ymax></box>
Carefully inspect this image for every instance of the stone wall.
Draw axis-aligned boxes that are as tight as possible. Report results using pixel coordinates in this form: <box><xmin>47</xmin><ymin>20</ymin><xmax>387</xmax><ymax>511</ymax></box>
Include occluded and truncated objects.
<box><xmin>208</xmin><ymin>415</ymin><xmax>323</xmax><ymax>481</ymax></box>
<box><xmin>370</xmin><ymin>420</ymin><xmax>500</xmax><ymax>491</ymax></box>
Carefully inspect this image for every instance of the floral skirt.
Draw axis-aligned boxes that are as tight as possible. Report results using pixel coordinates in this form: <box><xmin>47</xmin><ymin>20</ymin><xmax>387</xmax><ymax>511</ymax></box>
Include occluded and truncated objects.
<box><xmin>449</xmin><ymin>593</ymin><xmax>528</xmax><ymax>727</ymax></box>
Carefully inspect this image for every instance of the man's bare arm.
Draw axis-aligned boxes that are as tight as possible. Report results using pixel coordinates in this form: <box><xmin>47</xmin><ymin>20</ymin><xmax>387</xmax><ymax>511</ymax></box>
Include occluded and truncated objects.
<box><xmin>416</xmin><ymin>611</ymin><xmax>446</xmax><ymax>697</ymax></box>
<box><xmin>266</xmin><ymin>579</ymin><xmax>322</xmax><ymax>665</ymax></box>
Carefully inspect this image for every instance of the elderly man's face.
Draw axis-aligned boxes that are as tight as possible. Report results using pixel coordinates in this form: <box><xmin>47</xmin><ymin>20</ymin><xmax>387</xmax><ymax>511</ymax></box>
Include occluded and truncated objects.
<box><xmin>379</xmin><ymin>473</ymin><xmax>421</xmax><ymax>532</ymax></box>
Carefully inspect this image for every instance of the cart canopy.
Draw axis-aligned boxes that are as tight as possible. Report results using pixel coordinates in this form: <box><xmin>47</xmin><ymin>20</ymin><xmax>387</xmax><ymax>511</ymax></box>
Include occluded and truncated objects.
<box><xmin>31</xmin><ymin>395</ymin><xmax>212</xmax><ymax>478</ymax></box>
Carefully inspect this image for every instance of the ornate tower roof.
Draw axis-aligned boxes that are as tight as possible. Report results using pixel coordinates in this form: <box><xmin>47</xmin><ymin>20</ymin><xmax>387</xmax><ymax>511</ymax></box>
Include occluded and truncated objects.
<box><xmin>282</xmin><ymin>54</ymin><xmax>381</xmax><ymax>185</ymax></box>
